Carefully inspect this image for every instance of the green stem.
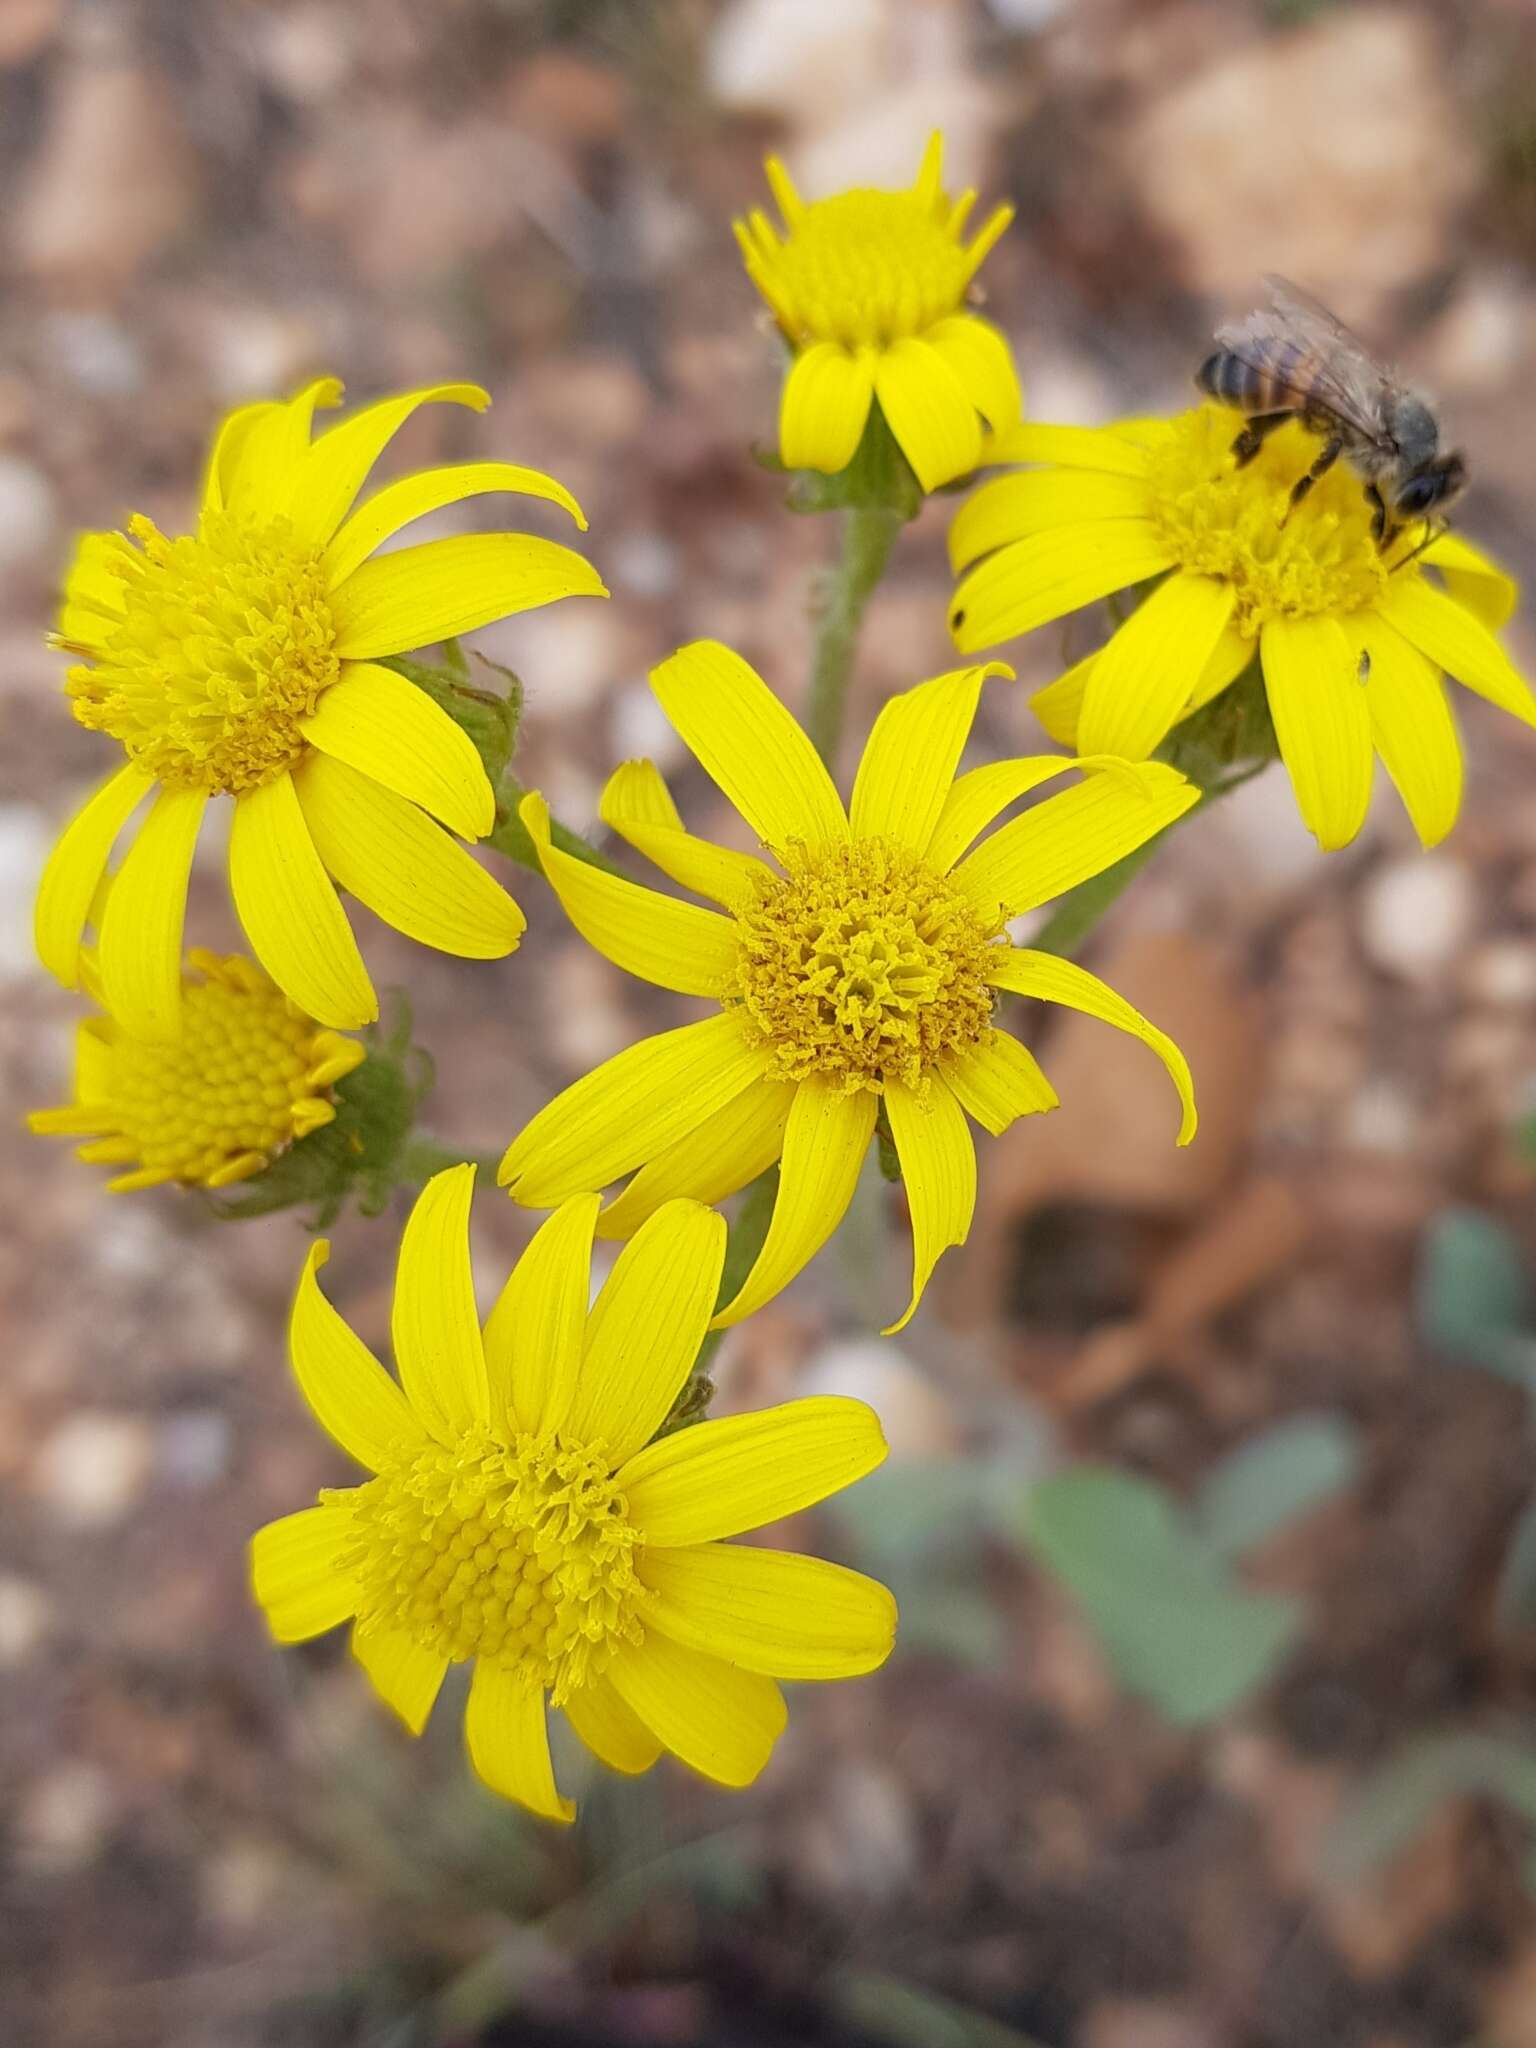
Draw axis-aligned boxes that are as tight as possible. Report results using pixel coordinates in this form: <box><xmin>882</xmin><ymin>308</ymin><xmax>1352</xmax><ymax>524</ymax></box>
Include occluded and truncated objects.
<box><xmin>487</xmin><ymin>772</ymin><xmax>625</xmax><ymax>878</ymax></box>
<box><xmin>804</xmin><ymin>503</ymin><xmax>903</xmax><ymax>769</ymax></box>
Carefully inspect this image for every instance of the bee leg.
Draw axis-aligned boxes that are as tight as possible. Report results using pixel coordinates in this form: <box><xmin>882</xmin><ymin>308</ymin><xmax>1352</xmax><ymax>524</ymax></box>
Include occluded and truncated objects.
<box><xmin>1281</xmin><ymin>432</ymin><xmax>1344</xmax><ymax>521</ymax></box>
<box><xmin>1229</xmin><ymin>411</ymin><xmax>1291</xmax><ymax>467</ymax></box>
<box><xmin>1366</xmin><ymin>483</ymin><xmax>1391</xmax><ymax>546</ymax></box>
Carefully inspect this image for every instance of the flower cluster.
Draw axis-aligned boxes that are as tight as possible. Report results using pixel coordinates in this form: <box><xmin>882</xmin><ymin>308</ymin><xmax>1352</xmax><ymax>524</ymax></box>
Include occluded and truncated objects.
<box><xmin>29</xmin><ymin>132</ymin><xmax>1525</xmax><ymax>1821</ymax></box>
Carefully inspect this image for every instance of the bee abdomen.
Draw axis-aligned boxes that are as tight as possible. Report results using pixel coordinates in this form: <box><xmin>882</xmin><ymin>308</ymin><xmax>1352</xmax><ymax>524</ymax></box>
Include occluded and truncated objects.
<box><xmin>1196</xmin><ymin>349</ymin><xmax>1294</xmax><ymax>413</ymax></box>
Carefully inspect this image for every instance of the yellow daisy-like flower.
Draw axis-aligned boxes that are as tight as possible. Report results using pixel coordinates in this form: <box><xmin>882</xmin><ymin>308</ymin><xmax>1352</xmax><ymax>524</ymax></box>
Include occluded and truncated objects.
<box><xmin>252</xmin><ymin>1166</ymin><xmax>894</xmax><ymax>1819</ymax></box>
<box><xmin>37</xmin><ymin>378</ymin><xmax>607</xmax><ymax>1039</ymax></box>
<box><xmin>736</xmin><ymin>134</ymin><xmax>1020</xmax><ymax>491</ymax></box>
<box><xmin>500</xmin><ymin>642</ymin><xmax>1199</xmax><ymax>1333</ymax></box>
<box><xmin>28</xmin><ymin>947</ymin><xmax>364</xmax><ymax>1192</ymax></box>
<box><xmin>947</xmin><ymin>404</ymin><xmax>1531</xmax><ymax>850</ymax></box>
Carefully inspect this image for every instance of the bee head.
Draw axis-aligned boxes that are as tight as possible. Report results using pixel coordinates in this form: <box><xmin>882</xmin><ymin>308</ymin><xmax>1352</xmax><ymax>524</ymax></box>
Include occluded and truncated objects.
<box><xmin>1393</xmin><ymin>452</ymin><xmax>1466</xmax><ymax>521</ymax></box>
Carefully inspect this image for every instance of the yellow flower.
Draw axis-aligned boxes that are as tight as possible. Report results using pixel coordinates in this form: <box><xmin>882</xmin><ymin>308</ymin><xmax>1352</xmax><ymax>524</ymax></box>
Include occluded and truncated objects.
<box><xmin>500</xmin><ymin>643</ymin><xmax>1198</xmax><ymax>1332</ymax></box>
<box><xmin>947</xmin><ymin>404</ymin><xmax>1531</xmax><ymax>850</ymax></box>
<box><xmin>251</xmin><ymin>1166</ymin><xmax>893</xmax><ymax>1819</ymax></box>
<box><xmin>37</xmin><ymin>378</ymin><xmax>607</xmax><ymax>1039</ymax></box>
<box><xmin>28</xmin><ymin>947</ymin><xmax>363</xmax><ymax>1192</ymax></box>
<box><xmin>736</xmin><ymin>134</ymin><xmax>1019</xmax><ymax>491</ymax></box>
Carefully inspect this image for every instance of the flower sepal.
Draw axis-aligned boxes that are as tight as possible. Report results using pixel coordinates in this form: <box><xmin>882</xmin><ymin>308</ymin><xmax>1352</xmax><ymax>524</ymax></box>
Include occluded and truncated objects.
<box><xmin>381</xmin><ymin>639</ymin><xmax>522</xmax><ymax>794</ymax></box>
<box><xmin>777</xmin><ymin>403</ymin><xmax>924</xmax><ymax>521</ymax></box>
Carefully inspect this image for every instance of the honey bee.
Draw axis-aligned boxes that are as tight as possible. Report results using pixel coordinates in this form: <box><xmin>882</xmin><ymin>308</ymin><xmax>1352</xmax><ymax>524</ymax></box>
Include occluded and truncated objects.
<box><xmin>1196</xmin><ymin>275</ymin><xmax>1465</xmax><ymax>547</ymax></box>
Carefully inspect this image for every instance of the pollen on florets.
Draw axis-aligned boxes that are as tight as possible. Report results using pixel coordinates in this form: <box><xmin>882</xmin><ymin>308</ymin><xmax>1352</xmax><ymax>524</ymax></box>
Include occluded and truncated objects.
<box><xmin>340</xmin><ymin>1428</ymin><xmax>647</xmax><ymax>1702</ymax></box>
<box><xmin>1148</xmin><ymin>405</ymin><xmax>1390</xmax><ymax>637</ymax></box>
<box><xmin>732</xmin><ymin>837</ymin><xmax>1001</xmax><ymax>1093</ymax></box>
<box><xmin>28</xmin><ymin>949</ymin><xmax>363</xmax><ymax>1192</ymax></box>
<box><xmin>63</xmin><ymin>510</ymin><xmax>341</xmax><ymax>793</ymax></box>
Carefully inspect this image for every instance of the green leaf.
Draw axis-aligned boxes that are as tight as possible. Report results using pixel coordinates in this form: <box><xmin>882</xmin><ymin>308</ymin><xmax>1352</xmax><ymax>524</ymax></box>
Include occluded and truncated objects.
<box><xmin>1021</xmin><ymin>1466</ymin><xmax>1302</xmax><ymax>1724</ymax></box>
<box><xmin>1497</xmin><ymin>1497</ymin><xmax>1536</xmax><ymax>1633</ymax></box>
<box><xmin>1416</xmin><ymin>1206</ymin><xmax>1536</xmax><ymax>1387</ymax></box>
<box><xmin>834</xmin><ymin>1970</ymin><xmax>1049</xmax><ymax>2048</ymax></box>
<box><xmin>1194</xmin><ymin>1413</ymin><xmax>1361</xmax><ymax>1559</ymax></box>
<box><xmin>1327</xmin><ymin>1729</ymin><xmax>1536</xmax><ymax>1882</ymax></box>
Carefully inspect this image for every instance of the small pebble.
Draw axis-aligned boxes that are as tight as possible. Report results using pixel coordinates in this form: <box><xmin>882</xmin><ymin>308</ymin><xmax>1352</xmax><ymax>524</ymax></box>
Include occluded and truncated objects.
<box><xmin>35</xmin><ymin>1412</ymin><xmax>153</xmax><ymax>1529</ymax></box>
<box><xmin>1359</xmin><ymin>854</ymin><xmax>1476</xmax><ymax>983</ymax></box>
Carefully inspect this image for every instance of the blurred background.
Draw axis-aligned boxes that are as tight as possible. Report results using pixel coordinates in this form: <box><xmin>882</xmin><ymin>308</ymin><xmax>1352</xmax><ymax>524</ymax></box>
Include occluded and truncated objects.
<box><xmin>6</xmin><ymin>1</ymin><xmax>1536</xmax><ymax>2043</ymax></box>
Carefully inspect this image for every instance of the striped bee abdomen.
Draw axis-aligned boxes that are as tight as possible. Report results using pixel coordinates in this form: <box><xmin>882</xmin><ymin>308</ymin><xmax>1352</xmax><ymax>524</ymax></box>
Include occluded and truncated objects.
<box><xmin>1196</xmin><ymin>343</ymin><xmax>1308</xmax><ymax>414</ymax></box>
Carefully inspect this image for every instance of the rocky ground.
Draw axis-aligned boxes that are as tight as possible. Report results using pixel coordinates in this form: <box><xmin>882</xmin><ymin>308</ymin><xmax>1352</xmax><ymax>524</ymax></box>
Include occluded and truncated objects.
<box><xmin>5</xmin><ymin>3</ymin><xmax>1536</xmax><ymax>2045</ymax></box>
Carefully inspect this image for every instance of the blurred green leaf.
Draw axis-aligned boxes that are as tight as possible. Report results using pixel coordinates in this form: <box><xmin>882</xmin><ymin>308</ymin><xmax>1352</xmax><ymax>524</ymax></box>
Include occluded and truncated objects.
<box><xmin>834</xmin><ymin>1970</ymin><xmax>1048</xmax><ymax>2048</ymax></box>
<box><xmin>1497</xmin><ymin>1497</ymin><xmax>1536</xmax><ymax>1633</ymax></box>
<box><xmin>835</xmin><ymin>1457</ymin><xmax>1026</xmax><ymax>1571</ymax></box>
<box><xmin>1021</xmin><ymin>1467</ymin><xmax>1302</xmax><ymax>1724</ymax></box>
<box><xmin>1327</xmin><ymin>1729</ymin><xmax>1536</xmax><ymax>1882</ymax></box>
<box><xmin>1194</xmin><ymin>1412</ymin><xmax>1361</xmax><ymax>1559</ymax></box>
<box><xmin>1417</xmin><ymin>1207</ymin><xmax>1536</xmax><ymax>1388</ymax></box>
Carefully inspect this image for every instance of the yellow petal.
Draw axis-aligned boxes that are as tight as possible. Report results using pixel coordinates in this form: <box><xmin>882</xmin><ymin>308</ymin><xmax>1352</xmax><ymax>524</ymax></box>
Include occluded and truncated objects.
<box><xmin>649</xmin><ymin>641</ymin><xmax>848</xmax><ymax>856</ymax></box>
<box><xmin>499</xmin><ymin>1013</ymin><xmax>772</xmax><ymax>1208</ymax></box>
<box><xmin>1259</xmin><ymin>614</ymin><xmax>1374</xmax><ymax>851</ymax></box>
<box><xmin>229</xmin><ymin>772</ymin><xmax>377</xmax><ymax>1029</ymax></box>
<box><xmin>330</xmin><ymin>534</ymin><xmax>607</xmax><ymax>662</ymax></box>
<box><xmin>873</xmin><ymin>335</ymin><xmax>983</xmax><ymax>492</ymax></box>
<box><xmin>1030</xmin><ymin>653</ymin><xmax>1092</xmax><ymax>749</ymax></box>
<box><xmin>1377</xmin><ymin>572</ymin><xmax>1536</xmax><ymax>727</ymax></box>
<box><xmin>465</xmin><ymin>1661</ymin><xmax>573</xmax><ymax>1821</ymax></box>
<box><xmin>567</xmin><ymin>1200</ymin><xmax>726</xmax><ymax>1465</ymax></box>
<box><xmin>952</xmin><ymin>760</ymin><xmax>1199</xmax><ymax>922</ymax></box>
<box><xmin>979</xmin><ymin>421</ymin><xmax>1153</xmax><ymax>475</ymax></box>
<box><xmin>882</xmin><ymin>1077</ymin><xmax>976</xmax><ymax>1334</ymax></box>
<box><xmin>849</xmin><ymin>662</ymin><xmax>1010</xmax><ymax>856</ymax></box>
<box><xmin>285</xmin><ymin>382</ymin><xmax>489</xmax><ymax>547</ymax></box>
<box><xmin>618</xmin><ymin>1395</ymin><xmax>889</xmax><ymax>1546</ymax></box>
<box><xmin>948</xmin><ymin>467</ymin><xmax>1151</xmax><ymax>574</ymax></box>
<box><xmin>640</xmin><ymin>1544</ymin><xmax>896</xmax><ymax>1679</ymax></box>
<box><xmin>712</xmin><ymin>1077</ymin><xmax>876</xmax><ymax>1328</ymax></box>
<box><xmin>302</xmin><ymin>661</ymin><xmax>494</xmax><ymax>839</ymax></box>
<box><xmin>391</xmin><ymin>1164</ymin><xmax>490</xmax><ymax>1444</ymax></box>
<box><xmin>940</xmin><ymin>1029</ymin><xmax>1058</xmax><ymax>1135</ymax></box>
<box><xmin>1423</xmin><ymin>532</ymin><xmax>1518</xmax><ymax>633</ymax></box>
<box><xmin>949</xmin><ymin>523</ymin><xmax>1175</xmax><ymax>654</ymax></box>
<box><xmin>519</xmin><ymin>791</ymin><xmax>738</xmax><ymax>996</ymax></box>
<box><xmin>201</xmin><ymin>400</ymin><xmax>284</xmax><ymax>518</ymax></box>
<box><xmin>597</xmin><ymin>1075</ymin><xmax>795</xmax><ymax>1240</ymax></box>
<box><xmin>57</xmin><ymin>530</ymin><xmax>127</xmax><ymax>644</ymax></box>
<box><xmin>250</xmin><ymin>1505</ymin><xmax>357</xmax><ymax>1643</ymax></box>
<box><xmin>1358</xmin><ymin>614</ymin><xmax>1463</xmax><ymax>850</ymax></box>
<box><xmin>564</xmin><ymin>1678</ymin><xmax>662</xmax><ymax>1775</ymax></box>
<box><xmin>780</xmin><ymin>342</ymin><xmax>876</xmax><ymax>474</ymax></box>
<box><xmin>35</xmin><ymin>762</ymin><xmax>153</xmax><ymax>988</ymax></box>
<box><xmin>989</xmin><ymin>948</ymin><xmax>1197</xmax><ymax>1144</ymax></box>
<box><xmin>229</xmin><ymin>377</ymin><xmax>345</xmax><ymax>515</ymax></box>
<box><xmin>923</xmin><ymin>313</ymin><xmax>1021</xmax><ymax>433</ymax></box>
<box><xmin>296</xmin><ymin>752</ymin><xmax>524</xmax><ymax>960</ymax></box>
<box><xmin>606</xmin><ymin>1634</ymin><xmax>786</xmax><ymax>1789</ymax></box>
<box><xmin>482</xmin><ymin>1194</ymin><xmax>602</xmax><ymax>1440</ymax></box>
<box><xmin>352</xmin><ymin>1621</ymin><xmax>447</xmax><ymax>1736</ymax></box>
<box><xmin>1185</xmin><ymin>623</ymin><xmax>1257</xmax><ymax>713</ymax></box>
<box><xmin>97</xmin><ymin>784</ymin><xmax>207</xmax><ymax>1041</ymax></box>
<box><xmin>325</xmin><ymin>460</ymin><xmax>586</xmax><ymax>587</ymax></box>
<box><xmin>289</xmin><ymin>1242</ymin><xmax>424</xmax><ymax>1472</ymax></box>
<box><xmin>73</xmin><ymin>1017</ymin><xmax>113</xmax><ymax>1102</ymax></box>
<box><xmin>925</xmin><ymin>754</ymin><xmax>1085</xmax><ymax>873</ymax></box>
<box><xmin>598</xmin><ymin>759</ymin><xmax>772</xmax><ymax>910</ymax></box>
<box><xmin>1079</xmin><ymin>572</ymin><xmax>1236</xmax><ymax>761</ymax></box>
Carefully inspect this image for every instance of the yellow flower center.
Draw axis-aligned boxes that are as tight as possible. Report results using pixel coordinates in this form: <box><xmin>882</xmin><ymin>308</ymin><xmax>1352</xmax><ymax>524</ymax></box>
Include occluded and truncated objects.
<box><xmin>104</xmin><ymin>954</ymin><xmax>348</xmax><ymax>1184</ymax></box>
<box><xmin>733</xmin><ymin>837</ymin><xmax>1000</xmax><ymax>1093</ymax></box>
<box><xmin>1148</xmin><ymin>405</ymin><xmax>1389</xmax><ymax>637</ymax></box>
<box><xmin>65</xmin><ymin>511</ymin><xmax>340</xmax><ymax>793</ymax></box>
<box><xmin>751</xmin><ymin>191</ymin><xmax>973</xmax><ymax>348</ymax></box>
<box><xmin>341</xmin><ymin>1428</ymin><xmax>646</xmax><ymax>1702</ymax></box>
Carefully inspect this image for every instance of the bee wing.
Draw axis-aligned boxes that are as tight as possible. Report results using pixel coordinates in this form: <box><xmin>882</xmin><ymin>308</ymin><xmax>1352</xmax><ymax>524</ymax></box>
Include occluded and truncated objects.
<box><xmin>1213</xmin><ymin>276</ymin><xmax>1390</xmax><ymax>444</ymax></box>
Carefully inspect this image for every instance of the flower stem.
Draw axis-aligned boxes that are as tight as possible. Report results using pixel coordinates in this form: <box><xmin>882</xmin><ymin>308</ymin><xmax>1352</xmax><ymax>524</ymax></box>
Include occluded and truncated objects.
<box><xmin>804</xmin><ymin>502</ymin><xmax>903</xmax><ymax>770</ymax></box>
<box><xmin>487</xmin><ymin>772</ymin><xmax>625</xmax><ymax>878</ymax></box>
